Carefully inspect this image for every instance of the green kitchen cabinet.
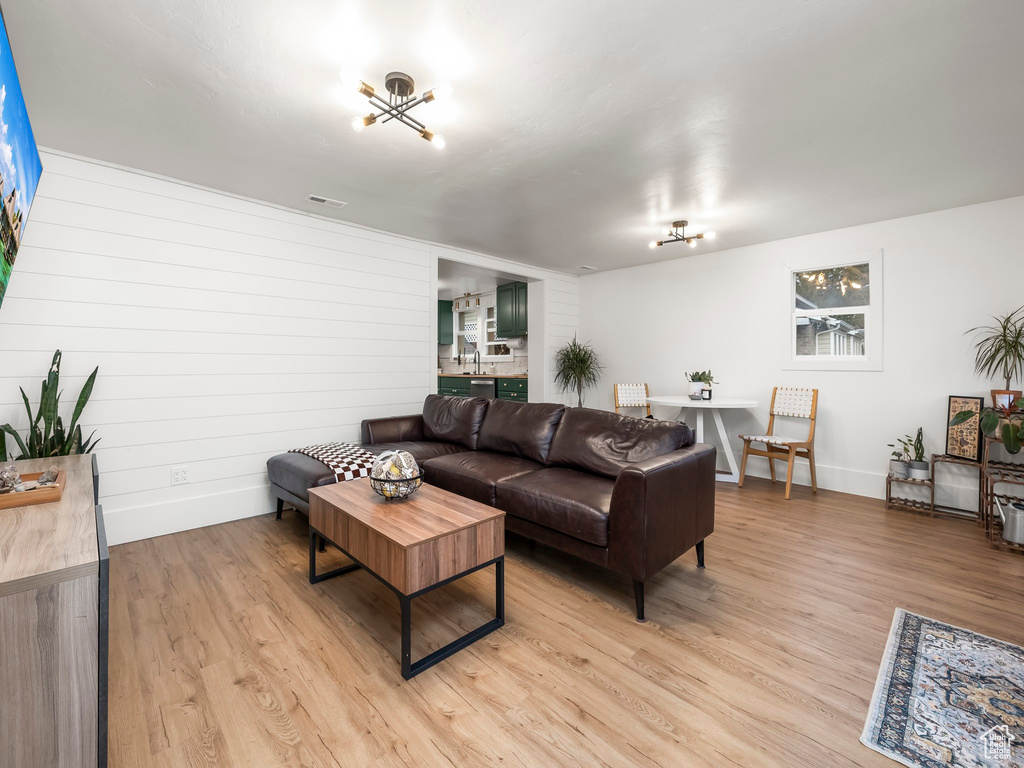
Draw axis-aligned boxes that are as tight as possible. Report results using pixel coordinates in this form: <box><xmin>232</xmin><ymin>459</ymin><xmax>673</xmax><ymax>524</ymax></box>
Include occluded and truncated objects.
<box><xmin>437</xmin><ymin>300</ymin><xmax>454</xmax><ymax>345</ymax></box>
<box><xmin>496</xmin><ymin>281</ymin><xmax>528</xmax><ymax>338</ymax></box>
<box><xmin>497</xmin><ymin>377</ymin><xmax>528</xmax><ymax>402</ymax></box>
<box><xmin>438</xmin><ymin>376</ymin><xmax>471</xmax><ymax>397</ymax></box>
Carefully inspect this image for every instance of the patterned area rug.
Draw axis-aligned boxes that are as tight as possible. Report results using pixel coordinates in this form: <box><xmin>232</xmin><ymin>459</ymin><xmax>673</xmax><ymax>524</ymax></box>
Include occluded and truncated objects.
<box><xmin>862</xmin><ymin>609</ymin><xmax>1024</xmax><ymax>767</ymax></box>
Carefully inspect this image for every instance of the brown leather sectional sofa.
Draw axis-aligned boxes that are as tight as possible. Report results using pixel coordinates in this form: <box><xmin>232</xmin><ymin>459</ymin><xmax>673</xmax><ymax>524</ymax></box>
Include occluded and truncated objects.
<box><xmin>267</xmin><ymin>394</ymin><xmax>716</xmax><ymax>621</ymax></box>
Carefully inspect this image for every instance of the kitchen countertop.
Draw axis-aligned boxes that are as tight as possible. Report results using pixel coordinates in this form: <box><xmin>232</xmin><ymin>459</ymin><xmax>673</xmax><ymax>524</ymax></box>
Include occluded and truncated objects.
<box><xmin>437</xmin><ymin>373</ymin><xmax>529</xmax><ymax>379</ymax></box>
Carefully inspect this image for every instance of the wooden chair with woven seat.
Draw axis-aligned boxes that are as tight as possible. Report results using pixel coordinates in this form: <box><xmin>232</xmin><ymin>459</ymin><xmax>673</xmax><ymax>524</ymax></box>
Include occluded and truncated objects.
<box><xmin>614</xmin><ymin>383</ymin><xmax>652</xmax><ymax>417</ymax></box>
<box><xmin>738</xmin><ymin>387</ymin><xmax>818</xmax><ymax>500</ymax></box>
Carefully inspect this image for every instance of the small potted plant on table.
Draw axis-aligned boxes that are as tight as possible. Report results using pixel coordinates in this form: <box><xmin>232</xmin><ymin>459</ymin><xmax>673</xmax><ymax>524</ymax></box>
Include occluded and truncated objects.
<box><xmin>687</xmin><ymin>370</ymin><xmax>717</xmax><ymax>400</ymax></box>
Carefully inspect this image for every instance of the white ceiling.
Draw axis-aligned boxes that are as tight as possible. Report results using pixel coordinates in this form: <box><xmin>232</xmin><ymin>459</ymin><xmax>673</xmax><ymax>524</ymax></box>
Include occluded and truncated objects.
<box><xmin>8</xmin><ymin>1</ymin><xmax>1024</xmax><ymax>273</ymax></box>
<box><xmin>437</xmin><ymin>258</ymin><xmax>528</xmax><ymax>300</ymax></box>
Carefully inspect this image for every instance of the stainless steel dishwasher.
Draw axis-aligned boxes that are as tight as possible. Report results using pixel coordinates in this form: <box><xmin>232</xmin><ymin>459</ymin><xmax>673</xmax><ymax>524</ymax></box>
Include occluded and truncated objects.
<box><xmin>470</xmin><ymin>378</ymin><xmax>496</xmax><ymax>399</ymax></box>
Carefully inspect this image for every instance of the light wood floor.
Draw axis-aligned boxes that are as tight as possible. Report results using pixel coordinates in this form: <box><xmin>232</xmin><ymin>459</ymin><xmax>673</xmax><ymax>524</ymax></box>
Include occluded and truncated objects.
<box><xmin>108</xmin><ymin>479</ymin><xmax>1024</xmax><ymax>767</ymax></box>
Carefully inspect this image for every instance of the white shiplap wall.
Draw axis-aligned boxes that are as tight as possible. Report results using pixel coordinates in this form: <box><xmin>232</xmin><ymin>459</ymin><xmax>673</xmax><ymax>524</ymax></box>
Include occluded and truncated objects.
<box><xmin>0</xmin><ymin>151</ymin><xmax>577</xmax><ymax>544</ymax></box>
<box><xmin>545</xmin><ymin>278</ymin><xmax>581</xmax><ymax>403</ymax></box>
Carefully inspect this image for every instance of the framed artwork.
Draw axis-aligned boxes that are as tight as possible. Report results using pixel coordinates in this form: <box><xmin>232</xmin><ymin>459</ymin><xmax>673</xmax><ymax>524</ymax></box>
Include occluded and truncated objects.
<box><xmin>945</xmin><ymin>396</ymin><xmax>984</xmax><ymax>462</ymax></box>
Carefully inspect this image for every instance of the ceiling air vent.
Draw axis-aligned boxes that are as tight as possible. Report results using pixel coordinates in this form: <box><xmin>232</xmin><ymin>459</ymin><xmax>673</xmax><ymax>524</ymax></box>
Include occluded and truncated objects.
<box><xmin>578</xmin><ymin>265</ymin><xmax>597</xmax><ymax>271</ymax></box>
<box><xmin>306</xmin><ymin>194</ymin><xmax>347</xmax><ymax>209</ymax></box>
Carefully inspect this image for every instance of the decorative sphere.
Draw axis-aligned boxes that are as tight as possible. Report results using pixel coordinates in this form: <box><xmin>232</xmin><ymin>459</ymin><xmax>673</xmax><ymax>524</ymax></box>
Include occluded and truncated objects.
<box><xmin>369</xmin><ymin>450</ymin><xmax>422</xmax><ymax>499</ymax></box>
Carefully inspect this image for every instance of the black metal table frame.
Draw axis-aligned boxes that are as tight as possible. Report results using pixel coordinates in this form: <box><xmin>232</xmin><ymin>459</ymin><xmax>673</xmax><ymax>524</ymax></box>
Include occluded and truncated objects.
<box><xmin>308</xmin><ymin>527</ymin><xmax>504</xmax><ymax>679</ymax></box>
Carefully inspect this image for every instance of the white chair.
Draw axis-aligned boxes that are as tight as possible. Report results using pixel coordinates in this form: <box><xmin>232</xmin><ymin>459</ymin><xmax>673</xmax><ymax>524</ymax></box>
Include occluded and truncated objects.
<box><xmin>738</xmin><ymin>387</ymin><xmax>818</xmax><ymax>500</ymax></box>
<box><xmin>614</xmin><ymin>383</ymin><xmax>652</xmax><ymax>417</ymax></box>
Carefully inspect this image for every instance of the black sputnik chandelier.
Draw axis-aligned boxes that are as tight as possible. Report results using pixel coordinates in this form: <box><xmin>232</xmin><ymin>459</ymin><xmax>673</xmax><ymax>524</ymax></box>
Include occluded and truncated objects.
<box><xmin>649</xmin><ymin>220</ymin><xmax>717</xmax><ymax>249</ymax></box>
<box><xmin>349</xmin><ymin>71</ymin><xmax>452</xmax><ymax>149</ymax></box>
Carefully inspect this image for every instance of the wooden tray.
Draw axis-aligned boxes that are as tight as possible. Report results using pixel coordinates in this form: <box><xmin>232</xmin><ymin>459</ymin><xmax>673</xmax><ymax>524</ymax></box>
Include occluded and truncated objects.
<box><xmin>0</xmin><ymin>470</ymin><xmax>67</xmax><ymax>511</ymax></box>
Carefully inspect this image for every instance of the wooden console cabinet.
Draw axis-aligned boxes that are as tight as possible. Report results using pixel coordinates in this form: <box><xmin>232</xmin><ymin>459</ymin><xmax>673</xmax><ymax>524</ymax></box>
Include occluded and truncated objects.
<box><xmin>0</xmin><ymin>454</ymin><xmax>108</xmax><ymax>768</ymax></box>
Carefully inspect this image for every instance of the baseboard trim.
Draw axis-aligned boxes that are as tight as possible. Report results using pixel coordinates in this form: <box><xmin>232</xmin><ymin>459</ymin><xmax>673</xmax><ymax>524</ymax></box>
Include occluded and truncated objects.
<box><xmin>102</xmin><ymin>482</ymin><xmax>276</xmax><ymax>546</ymax></box>
<box><xmin>741</xmin><ymin>459</ymin><xmax>983</xmax><ymax>512</ymax></box>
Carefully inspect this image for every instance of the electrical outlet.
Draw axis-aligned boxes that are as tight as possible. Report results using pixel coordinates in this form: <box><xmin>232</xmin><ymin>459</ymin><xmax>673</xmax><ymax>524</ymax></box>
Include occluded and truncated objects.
<box><xmin>171</xmin><ymin>465</ymin><xmax>191</xmax><ymax>485</ymax></box>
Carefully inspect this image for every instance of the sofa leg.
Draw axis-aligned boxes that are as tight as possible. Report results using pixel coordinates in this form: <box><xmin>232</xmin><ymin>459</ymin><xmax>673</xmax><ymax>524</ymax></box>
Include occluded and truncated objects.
<box><xmin>633</xmin><ymin>580</ymin><xmax>646</xmax><ymax>623</ymax></box>
<box><xmin>696</xmin><ymin>539</ymin><xmax>705</xmax><ymax>568</ymax></box>
<box><xmin>275</xmin><ymin>498</ymin><xmax>284</xmax><ymax>520</ymax></box>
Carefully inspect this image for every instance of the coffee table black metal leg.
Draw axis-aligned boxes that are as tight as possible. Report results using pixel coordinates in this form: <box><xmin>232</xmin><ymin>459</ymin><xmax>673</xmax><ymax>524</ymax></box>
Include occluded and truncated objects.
<box><xmin>400</xmin><ymin>595</ymin><xmax>413</xmax><ymax>679</ymax></box>
<box><xmin>308</xmin><ymin>528</ymin><xmax>360</xmax><ymax>584</ymax></box>
<box><xmin>399</xmin><ymin>556</ymin><xmax>505</xmax><ymax>680</ymax></box>
<box><xmin>495</xmin><ymin>556</ymin><xmax>505</xmax><ymax>622</ymax></box>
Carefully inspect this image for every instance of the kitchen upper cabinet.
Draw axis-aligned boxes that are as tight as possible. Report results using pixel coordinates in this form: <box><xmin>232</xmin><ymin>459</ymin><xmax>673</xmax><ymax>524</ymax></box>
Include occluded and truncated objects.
<box><xmin>437</xmin><ymin>300</ymin><xmax>453</xmax><ymax>344</ymax></box>
<box><xmin>496</xmin><ymin>281</ymin><xmax>528</xmax><ymax>338</ymax></box>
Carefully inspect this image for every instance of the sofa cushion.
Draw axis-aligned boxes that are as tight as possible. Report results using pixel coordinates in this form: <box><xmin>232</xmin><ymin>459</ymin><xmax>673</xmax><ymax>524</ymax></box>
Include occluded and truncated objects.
<box><xmin>547</xmin><ymin>408</ymin><xmax>693</xmax><ymax>479</ymax></box>
<box><xmin>477</xmin><ymin>398</ymin><xmax>566</xmax><ymax>464</ymax></box>
<box><xmin>496</xmin><ymin>468</ymin><xmax>614</xmax><ymax>547</ymax></box>
<box><xmin>361</xmin><ymin>440</ymin><xmax>470</xmax><ymax>464</ymax></box>
<box><xmin>422</xmin><ymin>394</ymin><xmax>490</xmax><ymax>449</ymax></box>
<box><xmin>267</xmin><ymin>451</ymin><xmax>337</xmax><ymax>504</ymax></box>
<box><xmin>422</xmin><ymin>451</ymin><xmax>543</xmax><ymax>506</ymax></box>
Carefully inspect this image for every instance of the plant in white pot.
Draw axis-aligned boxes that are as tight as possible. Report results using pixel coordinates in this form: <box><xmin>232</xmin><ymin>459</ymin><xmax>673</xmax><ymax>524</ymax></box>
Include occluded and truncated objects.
<box><xmin>888</xmin><ymin>435</ymin><xmax>912</xmax><ymax>479</ymax></box>
<box><xmin>686</xmin><ymin>370</ymin><xmax>717</xmax><ymax>400</ymax></box>
<box><xmin>907</xmin><ymin>428</ymin><xmax>930</xmax><ymax>480</ymax></box>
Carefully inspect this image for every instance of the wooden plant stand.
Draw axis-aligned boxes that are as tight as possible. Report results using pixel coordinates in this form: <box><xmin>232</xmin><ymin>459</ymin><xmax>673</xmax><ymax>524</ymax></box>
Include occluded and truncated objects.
<box><xmin>931</xmin><ymin>454</ymin><xmax>984</xmax><ymax>522</ymax></box>
<box><xmin>885</xmin><ymin>473</ymin><xmax>935</xmax><ymax>515</ymax></box>
<box><xmin>983</xmin><ymin>437</ymin><xmax>1024</xmax><ymax>554</ymax></box>
<box><xmin>885</xmin><ymin>454</ymin><xmax>983</xmax><ymax>521</ymax></box>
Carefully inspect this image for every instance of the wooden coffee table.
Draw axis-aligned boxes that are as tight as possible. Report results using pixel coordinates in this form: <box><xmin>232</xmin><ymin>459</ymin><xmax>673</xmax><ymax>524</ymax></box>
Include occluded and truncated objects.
<box><xmin>308</xmin><ymin>478</ymin><xmax>505</xmax><ymax>679</ymax></box>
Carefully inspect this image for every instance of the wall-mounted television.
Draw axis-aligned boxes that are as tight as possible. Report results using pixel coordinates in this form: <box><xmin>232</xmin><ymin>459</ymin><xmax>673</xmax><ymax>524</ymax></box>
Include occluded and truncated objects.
<box><xmin>0</xmin><ymin>5</ymin><xmax>41</xmax><ymax>312</ymax></box>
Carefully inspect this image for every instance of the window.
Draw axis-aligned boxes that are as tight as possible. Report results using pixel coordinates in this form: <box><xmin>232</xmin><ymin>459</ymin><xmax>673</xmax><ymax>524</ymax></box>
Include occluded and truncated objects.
<box><xmin>785</xmin><ymin>250</ymin><xmax>883</xmax><ymax>371</ymax></box>
<box><xmin>451</xmin><ymin>293</ymin><xmax>513</xmax><ymax>361</ymax></box>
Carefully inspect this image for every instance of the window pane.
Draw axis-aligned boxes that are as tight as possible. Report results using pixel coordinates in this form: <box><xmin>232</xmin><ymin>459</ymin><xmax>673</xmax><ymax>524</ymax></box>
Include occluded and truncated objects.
<box><xmin>459</xmin><ymin>310</ymin><xmax>479</xmax><ymax>355</ymax></box>
<box><xmin>794</xmin><ymin>263</ymin><xmax>869</xmax><ymax>309</ymax></box>
<box><xmin>795</xmin><ymin>313</ymin><xmax>866</xmax><ymax>356</ymax></box>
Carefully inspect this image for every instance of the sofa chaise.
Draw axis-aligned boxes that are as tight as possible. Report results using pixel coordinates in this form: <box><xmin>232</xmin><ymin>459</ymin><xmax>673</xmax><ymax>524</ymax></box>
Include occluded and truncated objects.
<box><xmin>267</xmin><ymin>394</ymin><xmax>716</xmax><ymax>621</ymax></box>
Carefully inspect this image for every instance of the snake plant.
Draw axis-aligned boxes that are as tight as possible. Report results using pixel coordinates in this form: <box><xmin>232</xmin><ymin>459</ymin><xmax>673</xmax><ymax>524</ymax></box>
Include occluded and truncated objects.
<box><xmin>1</xmin><ymin>350</ymin><xmax>100</xmax><ymax>461</ymax></box>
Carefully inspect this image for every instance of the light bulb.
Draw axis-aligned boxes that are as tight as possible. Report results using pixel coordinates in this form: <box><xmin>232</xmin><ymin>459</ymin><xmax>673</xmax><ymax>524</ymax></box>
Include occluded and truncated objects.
<box><xmin>649</xmin><ymin>241</ymin><xmax>658</xmax><ymax>249</ymax></box>
<box><xmin>432</xmin><ymin>134</ymin><xmax>447</xmax><ymax>149</ymax></box>
<box><xmin>703</xmin><ymin>231</ymin><xmax>716</xmax><ymax>240</ymax></box>
<box><xmin>351</xmin><ymin>116</ymin><xmax>365</xmax><ymax>132</ymax></box>
<box><xmin>688</xmin><ymin>239</ymin><xmax>697</xmax><ymax>248</ymax></box>
<box><xmin>433</xmin><ymin>83</ymin><xmax>453</xmax><ymax>100</ymax></box>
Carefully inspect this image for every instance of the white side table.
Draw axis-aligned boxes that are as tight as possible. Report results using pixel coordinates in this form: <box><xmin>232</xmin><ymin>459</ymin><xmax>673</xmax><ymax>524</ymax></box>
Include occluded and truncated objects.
<box><xmin>647</xmin><ymin>396</ymin><xmax>760</xmax><ymax>483</ymax></box>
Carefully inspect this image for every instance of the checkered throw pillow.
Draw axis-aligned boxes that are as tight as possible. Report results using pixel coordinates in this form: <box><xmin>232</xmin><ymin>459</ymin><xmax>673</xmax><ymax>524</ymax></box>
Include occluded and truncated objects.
<box><xmin>289</xmin><ymin>442</ymin><xmax>378</xmax><ymax>483</ymax></box>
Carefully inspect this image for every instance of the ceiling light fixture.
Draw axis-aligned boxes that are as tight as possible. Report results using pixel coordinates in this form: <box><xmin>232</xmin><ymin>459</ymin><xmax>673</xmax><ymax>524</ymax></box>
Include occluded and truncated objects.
<box><xmin>648</xmin><ymin>220</ymin><xmax>717</xmax><ymax>249</ymax></box>
<box><xmin>346</xmin><ymin>71</ymin><xmax>450</xmax><ymax>148</ymax></box>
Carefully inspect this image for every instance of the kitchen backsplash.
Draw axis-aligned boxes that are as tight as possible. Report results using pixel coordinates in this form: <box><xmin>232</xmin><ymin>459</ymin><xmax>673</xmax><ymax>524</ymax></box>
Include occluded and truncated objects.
<box><xmin>437</xmin><ymin>343</ymin><xmax>528</xmax><ymax>375</ymax></box>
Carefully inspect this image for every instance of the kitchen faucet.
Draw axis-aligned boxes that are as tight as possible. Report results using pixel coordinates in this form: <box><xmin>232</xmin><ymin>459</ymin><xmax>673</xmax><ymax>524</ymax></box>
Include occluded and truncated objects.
<box><xmin>474</xmin><ymin>349</ymin><xmax>481</xmax><ymax>374</ymax></box>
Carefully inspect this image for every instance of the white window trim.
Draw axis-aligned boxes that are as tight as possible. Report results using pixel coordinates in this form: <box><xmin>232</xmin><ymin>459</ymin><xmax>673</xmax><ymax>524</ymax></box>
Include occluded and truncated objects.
<box><xmin>450</xmin><ymin>292</ymin><xmax>514</xmax><ymax>362</ymax></box>
<box><xmin>783</xmin><ymin>249</ymin><xmax>883</xmax><ymax>371</ymax></box>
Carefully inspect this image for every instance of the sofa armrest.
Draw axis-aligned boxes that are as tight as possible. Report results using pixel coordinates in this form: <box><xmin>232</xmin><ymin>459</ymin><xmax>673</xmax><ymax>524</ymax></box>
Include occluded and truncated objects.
<box><xmin>360</xmin><ymin>414</ymin><xmax>425</xmax><ymax>444</ymax></box>
<box><xmin>608</xmin><ymin>443</ymin><xmax>717</xmax><ymax>581</ymax></box>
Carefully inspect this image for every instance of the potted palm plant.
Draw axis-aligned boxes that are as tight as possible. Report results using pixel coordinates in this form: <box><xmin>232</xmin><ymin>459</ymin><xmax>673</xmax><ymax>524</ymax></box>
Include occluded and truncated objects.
<box><xmin>554</xmin><ymin>337</ymin><xmax>602</xmax><ymax>408</ymax></box>
<box><xmin>966</xmin><ymin>306</ymin><xmax>1024</xmax><ymax>410</ymax></box>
